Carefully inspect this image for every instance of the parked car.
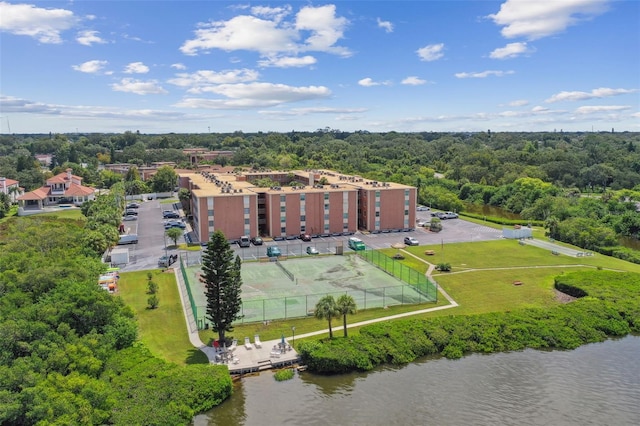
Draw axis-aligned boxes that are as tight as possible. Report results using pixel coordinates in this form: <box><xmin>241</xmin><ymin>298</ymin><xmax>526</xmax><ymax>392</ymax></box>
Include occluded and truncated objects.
<box><xmin>125</xmin><ymin>209</ymin><xmax>138</xmax><ymax>216</ymax></box>
<box><xmin>126</xmin><ymin>203</ymin><xmax>140</xmax><ymax>209</ymax></box>
<box><xmin>348</xmin><ymin>237</ymin><xmax>366</xmax><ymax>251</ymax></box>
<box><xmin>306</xmin><ymin>246</ymin><xmax>319</xmax><ymax>255</ymax></box>
<box><xmin>417</xmin><ymin>206</ymin><xmax>430</xmax><ymax>211</ymax></box>
<box><xmin>442</xmin><ymin>212</ymin><xmax>459</xmax><ymax>219</ymax></box>
<box><xmin>266</xmin><ymin>246</ymin><xmax>281</xmax><ymax>257</ymax></box>
<box><xmin>238</xmin><ymin>235</ymin><xmax>251</xmax><ymax>247</ymax></box>
<box><xmin>163</xmin><ymin>210</ymin><xmax>179</xmax><ymax>219</ymax></box>
<box><xmin>158</xmin><ymin>254</ymin><xmax>178</xmax><ymax>267</ymax></box>
<box><xmin>164</xmin><ymin>220</ymin><xmax>186</xmax><ymax>229</ymax></box>
<box><xmin>123</xmin><ymin>214</ymin><xmax>137</xmax><ymax>221</ymax></box>
<box><xmin>117</xmin><ymin>234</ymin><xmax>138</xmax><ymax>245</ymax></box>
<box><xmin>404</xmin><ymin>237</ymin><xmax>419</xmax><ymax>246</ymax></box>
<box><xmin>251</xmin><ymin>236</ymin><xmax>264</xmax><ymax>246</ymax></box>
<box><xmin>300</xmin><ymin>233</ymin><xmax>311</xmax><ymax>242</ymax></box>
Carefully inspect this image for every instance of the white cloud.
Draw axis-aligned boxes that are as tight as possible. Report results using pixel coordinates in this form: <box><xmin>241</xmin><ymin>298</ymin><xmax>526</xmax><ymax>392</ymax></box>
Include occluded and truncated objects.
<box><xmin>416</xmin><ymin>43</ymin><xmax>444</xmax><ymax>61</ymax></box>
<box><xmin>72</xmin><ymin>60</ymin><xmax>108</xmax><ymax>74</ymax></box>
<box><xmin>401</xmin><ymin>76</ymin><xmax>426</xmax><ymax>86</ymax></box>
<box><xmin>531</xmin><ymin>106</ymin><xmax>550</xmax><ymax>113</ymax></box>
<box><xmin>509</xmin><ymin>99</ymin><xmax>529</xmax><ymax>107</ymax></box>
<box><xmin>174</xmin><ymin>82</ymin><xmax>331</xmax><ymax>109</ymax></box>
<box><xmin>358</xmin><ymin>78</ymin><xmax>391</xmax><ymax>87</ymax></box>
<box><xmin>489</xmin><ymin>42</ymin><xmax>532</xmax><ymax>59</ymax></box>
<box><xmin>295</xmin><ymin>5</ymin><xmax>350</xmax><ymax>56</ymax></box>
<box><xmin>258</xmin><ymin>55</ymin><xmax>317</xmax><ymax>68</ymax></box>
<box><xmin>575</xmin><ymin>105</ymin><xmax>630</xmax><ymax>114</ymax></box>
<box><xmin>377</xmin><ymin>18</ymin><xmax>393</xmax><ymax>33</ymax></box>
<box><xmin>260</xmin><ymin>106</ymin><xmax>368</xmax><ymax>116</ymax></box>
<box><xmin>455</xmin><ymin>70</ymin><xmax>514</xmax><ymax>78</ymax></box>
<box><xmin>0</xmin><ymin>95</ymin><xmax>186</xmax><ymax>121</ymax></box>
<box><xmin>111</xmin><ymin>78</ymin><xmax>168</xmax><ymax>95</ymax></box>
<box><xmin>123</xmin><ymin>62</ymin><xmax>150</xmax><ymax>74</ymax></box>
<box><xmin>251</xmin><ymin>5</ymin><xmax>292</xmax><ymax>22</ymax></box>
<box><xmin>488</xmin><ymin>0</ymin><xmax>610</xmax><ymax>40</ymax></box>
<box><xmin>168</xmin><ymin>69</ymin><xmax>259</xmax><ymax>93</ymax></box>
<box><xmin>76</xmin><ymin>30</ymin><xmax>106</xmax><ymax>46</ymax></box>
<box><xmin>546</xmin><ymin>87</ymin><xmax>637</xmax><ymax>103</ymax></box>
<box><xmin>171</xmin><ymin>63</ymin><xmax>187</xmax><ymax>70</ymax></box>
<box><xmin>180</xmin><ymin>4</ymin><xmax>350</xmax><ymax>59</ymax></box>
<box><xmin>0</xmin><ymin>1</ymin><xmax>78</xmax><ymax>43</ymax></box>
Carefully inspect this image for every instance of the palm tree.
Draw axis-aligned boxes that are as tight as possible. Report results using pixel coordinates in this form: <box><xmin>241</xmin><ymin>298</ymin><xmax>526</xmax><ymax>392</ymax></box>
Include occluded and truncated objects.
<box><xmin>314</xmin><ymin>295</ymin><xmax>339</xmax><ymax>339</ymax></box>
<box><xmin>336</xmin><ymin>294</ymin><xmax>357</xmax><ymax>337</ymax></box>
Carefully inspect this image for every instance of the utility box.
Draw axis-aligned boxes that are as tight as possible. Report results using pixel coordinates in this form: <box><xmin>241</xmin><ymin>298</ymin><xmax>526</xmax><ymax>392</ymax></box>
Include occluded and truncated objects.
<box><xmin>110</xmin><ymin>247</ymin><xmax>129</xmax><ymax>265</ymax></box>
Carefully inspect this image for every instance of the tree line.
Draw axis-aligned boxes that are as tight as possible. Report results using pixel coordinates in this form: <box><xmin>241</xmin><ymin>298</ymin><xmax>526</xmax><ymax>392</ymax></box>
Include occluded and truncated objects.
<box><xmin>0</xmin><ymin>216</ymin><xmax>232</xmax><ymax>425</ymax></box>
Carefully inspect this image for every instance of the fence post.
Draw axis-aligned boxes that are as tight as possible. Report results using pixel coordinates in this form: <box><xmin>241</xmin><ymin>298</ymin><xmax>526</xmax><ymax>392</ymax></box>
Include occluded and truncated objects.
<box><xmin>285</xmin><ymin>297</ymin><xmax>287</xmax><ymax>319</ymax></box>
<box><xmin>263</xmin><ymin>299</ymin><xmax>265</xmax><ymax>323</ymax></box>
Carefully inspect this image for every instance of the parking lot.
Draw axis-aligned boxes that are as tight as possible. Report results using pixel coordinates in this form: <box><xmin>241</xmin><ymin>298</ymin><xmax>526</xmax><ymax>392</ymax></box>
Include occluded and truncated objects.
<box><xmin>116</xmin><ymin>203</ymin><xmax>503</xmax><ymax>272</ymax></box>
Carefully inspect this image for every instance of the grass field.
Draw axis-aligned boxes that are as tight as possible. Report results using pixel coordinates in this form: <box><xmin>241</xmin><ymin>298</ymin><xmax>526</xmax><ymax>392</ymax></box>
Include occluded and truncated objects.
<box><xmin>116</xmin><ymin>270</ymin><xmax>209</xmax><ymax>365</ymax></box>
<box><xmin>121</xmin><ymin>237</ymin><xmax>640</xmax><ymax>363</ymax></box>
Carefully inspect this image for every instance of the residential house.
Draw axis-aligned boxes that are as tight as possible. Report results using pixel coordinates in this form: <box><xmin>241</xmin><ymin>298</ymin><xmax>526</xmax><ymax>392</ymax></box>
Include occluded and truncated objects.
<box><xmin>17</xmin><ymin>168</ymin><xmax>95</xmax><ymax>213</ymax></box>
<box><xmin>0</xmin><ymin>177</ymin><xmax>23</xmax><ymax>202</ymax></box>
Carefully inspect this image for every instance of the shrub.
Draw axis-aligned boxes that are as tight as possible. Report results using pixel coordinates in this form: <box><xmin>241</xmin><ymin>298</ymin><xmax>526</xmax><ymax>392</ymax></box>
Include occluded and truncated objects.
<box><xmin>274</xmin><ymin>369</ymin><xmax>295</xmax><ymax>381</ymax></box>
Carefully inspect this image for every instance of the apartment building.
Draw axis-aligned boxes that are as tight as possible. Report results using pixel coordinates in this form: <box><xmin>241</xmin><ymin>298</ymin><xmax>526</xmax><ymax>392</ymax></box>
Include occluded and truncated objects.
<box><xmin>179</xmin><ymin>169</ymin><xmax>416</xmax><ymax>242</ymax></box>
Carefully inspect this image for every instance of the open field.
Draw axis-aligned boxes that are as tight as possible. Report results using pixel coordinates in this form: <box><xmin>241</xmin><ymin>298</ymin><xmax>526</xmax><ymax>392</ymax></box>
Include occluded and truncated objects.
<box><xmin>116</xmin><ymin>269</ymin><xmax>209</xmax><ymax>365</ymax></box>
<box><xmin>120</xmin><ymin>237</ymin><xmax>640</xmax><ymax>361</ymax></box>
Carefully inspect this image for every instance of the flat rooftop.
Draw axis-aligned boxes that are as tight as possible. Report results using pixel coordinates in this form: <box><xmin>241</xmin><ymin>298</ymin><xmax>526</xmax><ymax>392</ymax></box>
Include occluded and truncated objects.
<box><xmin>184</xmin><ymin>169</ymin><xmax>413</xmax><ymax>198</ymax></box>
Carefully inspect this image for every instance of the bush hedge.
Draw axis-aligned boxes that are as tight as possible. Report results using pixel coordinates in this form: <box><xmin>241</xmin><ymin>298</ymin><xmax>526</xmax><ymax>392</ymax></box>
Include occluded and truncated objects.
<box><xmin>299</xmin><ymin>270</ymin><xmax>639</xmax><ymax>374</ymax></box>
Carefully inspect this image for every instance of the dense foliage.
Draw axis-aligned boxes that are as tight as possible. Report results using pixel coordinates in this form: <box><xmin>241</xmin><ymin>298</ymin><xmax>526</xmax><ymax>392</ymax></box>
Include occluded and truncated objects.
<box><xmin>2</xmin><ymin>131</ymin><xmax>640</xmax><ymax>253</ymax></box>
<box><xmin>298</xmin><ymin>270</ymin><xmax>639</xmax><ymax>373</ymax></box>
<box><xmin>0</xmin><ymin>217</ymin><xmax>232</xmax><ymax>425</ymax></box>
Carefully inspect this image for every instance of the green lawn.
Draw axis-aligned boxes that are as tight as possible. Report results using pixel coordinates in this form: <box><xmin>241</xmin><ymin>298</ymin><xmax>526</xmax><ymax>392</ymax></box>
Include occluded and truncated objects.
<box><xmin>127</xmin><ymin>238</ymin><xmax>640</xmax><ymax>361</ymax></box>
<box><xmin>117</xmin><ymin>270</ymin><xmax>209</xmax><ymax>365</ymax></box>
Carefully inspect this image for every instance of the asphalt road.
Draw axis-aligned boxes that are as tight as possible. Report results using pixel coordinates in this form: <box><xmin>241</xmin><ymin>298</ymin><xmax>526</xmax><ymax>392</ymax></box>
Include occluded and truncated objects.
<box><xmin>117</xmin><ymin>204</ymin><xmax>504</xmax><ymax>272</ymax></box>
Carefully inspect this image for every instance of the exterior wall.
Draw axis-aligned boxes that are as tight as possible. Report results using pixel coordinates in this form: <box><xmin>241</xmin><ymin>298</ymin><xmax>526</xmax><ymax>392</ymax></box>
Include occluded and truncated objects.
<box><xmin>193</xmin><ymin>193</ymin><xmax>257</xmax><ymax>242</ymax></box>
<box><xmin>360</xmin><ymin>186</ymin><xmax>416</xmax><ymax>231</ymax></box>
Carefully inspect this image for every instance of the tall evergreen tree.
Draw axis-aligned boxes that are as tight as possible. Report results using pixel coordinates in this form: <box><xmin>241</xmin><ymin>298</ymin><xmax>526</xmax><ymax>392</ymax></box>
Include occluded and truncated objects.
<box><xmin>202</xmin><ymin>230</ymin><xmax>243</xmax><ymax>344</ymax></box>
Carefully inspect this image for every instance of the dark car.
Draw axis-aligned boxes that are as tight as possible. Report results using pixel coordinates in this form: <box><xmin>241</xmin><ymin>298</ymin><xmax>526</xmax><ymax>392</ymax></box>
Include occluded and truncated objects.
<box><xmin>251</xmin><ymin>236</ymin><xmax>264</xmax><ymax>246</ymax></box>
<box><xmin>163</xmin><ymin>211</ymin><xmax>179</xmax><ymax>219</ymax></box>
<box><xmin>158</xmin><ymin>254</ymin><xmax>178</xmax><ymax>267</ymax></box>
<box><xmin>300</xmin><ymin>233</ymin><xmax>312</xmax><ymax>242</ymax></box>
<box><xmin>164</xmin><ymin>220</ymin><xmax>186</xmax><ymax>229</ymax></box>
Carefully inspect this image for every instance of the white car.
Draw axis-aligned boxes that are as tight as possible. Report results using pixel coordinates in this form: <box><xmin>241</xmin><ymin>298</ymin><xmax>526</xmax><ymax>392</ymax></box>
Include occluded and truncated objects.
<box><xmin>417</xmin><ymin>206</ymin><xmax>430</xmax><ymax>211</ymax></box>
<box><xmin>404</xmin><ymin>237</ymin><xmax>419</xmax><ymax>246</ymax></box>
<box><xmin>123</xmin><ymin>214</ymin><xmax>137</xmax><ymax>221</ymax></box>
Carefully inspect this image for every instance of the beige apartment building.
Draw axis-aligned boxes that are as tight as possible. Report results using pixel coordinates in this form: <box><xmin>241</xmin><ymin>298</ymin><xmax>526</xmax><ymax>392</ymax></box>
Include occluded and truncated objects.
<box><xmin>179</xmin><ymin>169</ymin><xmax>416</xmax><ymax>242</ymax></box>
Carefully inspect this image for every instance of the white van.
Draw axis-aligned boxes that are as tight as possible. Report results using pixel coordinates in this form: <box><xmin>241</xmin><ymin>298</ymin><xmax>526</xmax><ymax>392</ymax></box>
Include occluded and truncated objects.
<box><xmin>118</xmin><ymin>234</ymin><xmax>139</xmax><ymax>245</ymax></box>
<box><xmin>238</xmin><ymin>235</ymin><xmax>251</xmax><ymax>248</ymax></box>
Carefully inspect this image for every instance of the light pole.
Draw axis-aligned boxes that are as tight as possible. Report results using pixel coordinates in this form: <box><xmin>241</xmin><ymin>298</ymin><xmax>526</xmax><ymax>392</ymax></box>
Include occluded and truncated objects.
<box><xmin>292</xmin><ymin>326</ymin><xmax>295</xmax><ymax>347</ymax></box>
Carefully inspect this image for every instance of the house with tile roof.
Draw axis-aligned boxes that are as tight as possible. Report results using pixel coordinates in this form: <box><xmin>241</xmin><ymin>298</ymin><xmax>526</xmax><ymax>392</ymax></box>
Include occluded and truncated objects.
<box><xmin>0</xmin><ymin>177</ymin><xmax>23</xmax><ymax>203</ymax></box>
<box><xmin>17</xmin><ymin>168</ymin><xmax>95</xmax><ymax>213</ymax></box>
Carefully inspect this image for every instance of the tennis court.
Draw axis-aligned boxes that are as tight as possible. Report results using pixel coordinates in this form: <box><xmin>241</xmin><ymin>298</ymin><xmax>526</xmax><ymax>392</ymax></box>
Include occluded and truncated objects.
<box><xmin>184</xmin><ymin>254</ymin><xmax>435</xmax><ymax>326</ymax></box>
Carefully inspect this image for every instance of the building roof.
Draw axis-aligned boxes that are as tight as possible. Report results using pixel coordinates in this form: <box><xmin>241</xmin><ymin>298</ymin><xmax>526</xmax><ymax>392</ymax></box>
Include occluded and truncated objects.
<box><xmin>184</xmin><ymin>169</ymin><xmax>413</xmax><ymax>198</ymax></box>
<box><xmin>17</xmin><ymin>187</ymin><xmax>50</xmax><ymax>201</ymax></box>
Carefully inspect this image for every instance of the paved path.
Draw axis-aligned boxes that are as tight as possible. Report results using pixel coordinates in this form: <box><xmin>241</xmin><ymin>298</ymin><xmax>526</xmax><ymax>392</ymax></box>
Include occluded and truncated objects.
<box><xmin>174</xmin><ymin>249</ymin><xmax>461</xmax><ymax>373</ymax></box>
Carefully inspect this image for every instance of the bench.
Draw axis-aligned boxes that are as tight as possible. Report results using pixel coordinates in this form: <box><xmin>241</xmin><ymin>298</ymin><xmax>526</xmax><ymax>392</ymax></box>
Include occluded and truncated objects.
<box><xmin>424</xmin><ymin>250</ymin><xmax>435</xmax><ymax>256</ymax></box>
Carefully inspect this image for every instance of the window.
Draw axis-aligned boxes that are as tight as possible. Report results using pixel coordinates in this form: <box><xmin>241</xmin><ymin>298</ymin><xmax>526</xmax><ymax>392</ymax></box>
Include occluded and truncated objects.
<box><xmin>280</xmin><ymin>195</ymin><xmax>286</xmax><ymax>203</ymax></box>
<box><xmin>300</xmin><ymin>215</ymin><xmax>306</xmax><ymax>221</ymax></box>
<box><xmin>281</xmin><ymin>227</ymin><xmax>286</xmax><ymax>233</ymax></box>
<box><xmin>244</xmin><ymin>218</ymin><xmax>250</xmax><ymax>225</ymax></box>
<box><xmin>343</xmin><ymin>213</ymin><xmax>348</xmax><ymax>219</ymax></box>
<box><xmin>208</xmin><ymin>220</ymin><xmax>214</xmax><ymax>227</ymax></box>
<box><xmin>375</xmin><ymin>211</ymin><xmax>380</xmax><ymax>217</ymax></box>
<box><xmin>324</xmin><ymin>203</ymin><xmax>329</xmax><ymax>210</ymax></box>
<box><xmin>280</xmin><ymin>206</ymin><xmax>286</xmax><ymax>212</ymax></box>
<box><xmin>324</xmin><ymin>193</ymin><xmax>329</xmax><ymax>200</ymax></box>
<box><xmin>324</xmin><ymin>214</ymin><xmax>329</xmax><ymax>220</ymax></box>
<box><xmin>300</xmin><ymin>194</ymin><xmax>305</xmax><ymax>201</ymax></box>
<box><xmin>244</xmin><ymin>208</ymin><xmax>250</xmax><ymax>214</ymax></box>
<box><xmin>281</xmin><ymin>216</ymin><xmax>286</xmax><ymax>222</ymax></box>
<box><xmin>301</xmin><ymin>226</ymin><xmax>306</xmax><ymax>232</ymax></box>
<box><xmin>208</xmin><ymin>209</ymin><xmax>213</xmax><ymax>216</ymax></box>
<box><xmin>375</xmin><ymin>201</ymin><xmax>380</xmax><ymax>207</ymax></box>
<box><xmin>404</xmin><ymin>209</ymin><xmax>409</xmax><ymax>215</ymax></box>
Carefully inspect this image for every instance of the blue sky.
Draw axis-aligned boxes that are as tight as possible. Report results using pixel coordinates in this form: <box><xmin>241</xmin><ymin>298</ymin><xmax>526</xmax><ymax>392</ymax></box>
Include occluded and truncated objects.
<box><xmin>1</xmin><ymin>0</ymin><xmax>638</xmax><ymax>134</ymax></box>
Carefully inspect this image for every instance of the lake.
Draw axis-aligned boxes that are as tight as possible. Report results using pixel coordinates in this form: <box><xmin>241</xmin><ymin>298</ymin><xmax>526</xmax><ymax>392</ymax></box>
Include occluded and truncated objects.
<box><xmin>195</xmin><ymin>335</ymin><xmax>640</xmax><ymax>425</ymax></box>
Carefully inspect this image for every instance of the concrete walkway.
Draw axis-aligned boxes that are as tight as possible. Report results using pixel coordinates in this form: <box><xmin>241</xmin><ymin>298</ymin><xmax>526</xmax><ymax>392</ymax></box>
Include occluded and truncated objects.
<box><xmin>173</xmin><ymin>250</ymin><xmax>460</xmax><ymax>371</ymax></box>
